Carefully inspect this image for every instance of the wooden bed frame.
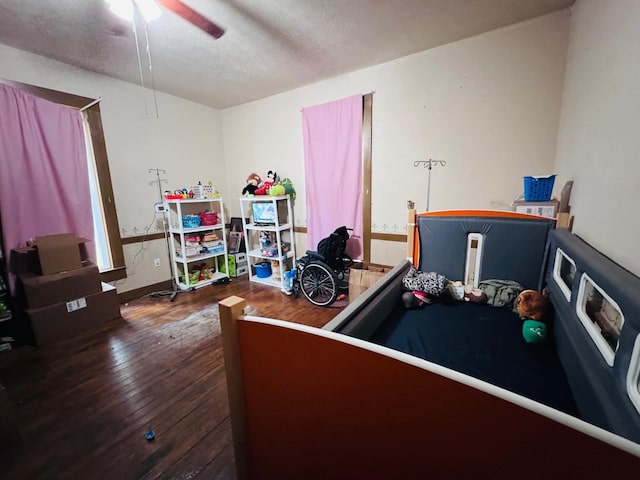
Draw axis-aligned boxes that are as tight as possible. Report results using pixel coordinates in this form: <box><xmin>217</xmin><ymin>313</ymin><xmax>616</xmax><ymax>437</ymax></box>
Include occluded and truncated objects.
<box><xmin>219</xmin><ymin>210</ymin><xmax>640</xmax><ymax>478</ymax></box>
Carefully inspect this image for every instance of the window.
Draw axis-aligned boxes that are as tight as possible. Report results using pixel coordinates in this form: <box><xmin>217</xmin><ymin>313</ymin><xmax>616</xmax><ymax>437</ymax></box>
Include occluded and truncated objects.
<box><xmin>626</xmin><ymin>335</ymin><xmax>640</xmax><ymax>415</ymax></box>
<box><xmin>82</xmin><ymin>116</ymin><xmax>112</xmax><ymax>271</ymax></box>
<box><xmin>576</xmin><ymin>273</ymin><xmax>624</xmax><ymax>366</ymax></box>
<box><xmin>553</xmin><ymin>248</ymin><xmax>576</xmax><ymax>301</ymax></box>
<box><xmin>2</xmin><ymin>79</ymin><xmax>125</xmax><ymax>281</ymax></box>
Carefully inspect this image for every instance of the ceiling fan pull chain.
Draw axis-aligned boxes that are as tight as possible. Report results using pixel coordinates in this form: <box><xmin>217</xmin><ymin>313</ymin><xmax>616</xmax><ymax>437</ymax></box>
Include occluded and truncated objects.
<box><xmin>142</xmin><ymin>13</ymin><xmax>160</xmax><ymax>118</ymax></box>
<box><xmin>131</xmin><ymin>6</ymin><xmax>149</xmax><ymax>117</ymax></box>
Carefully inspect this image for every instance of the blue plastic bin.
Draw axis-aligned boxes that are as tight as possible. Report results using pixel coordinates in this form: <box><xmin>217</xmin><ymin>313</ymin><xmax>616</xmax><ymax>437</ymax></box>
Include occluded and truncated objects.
<box><xmin>182</xmin><ymin>215</ymin><xmax>201</xmax><ymax>228</ymax></box>
<box><xmin>524</xmin><ymin>175</ymin><xmax>556</xmax><ymax>201</ymax></box>
<box><xmin>255</xmin><ymin>262</ymin><xmax>272</xmax><ymax>278</ymax></box>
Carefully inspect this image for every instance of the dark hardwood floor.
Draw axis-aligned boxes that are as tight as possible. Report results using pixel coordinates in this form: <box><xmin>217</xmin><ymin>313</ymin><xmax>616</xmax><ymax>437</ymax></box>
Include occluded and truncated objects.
<box><xmin>0</xmin><ymin>277</ymin><xmax>346</xmax><ymax>479</ymax></box>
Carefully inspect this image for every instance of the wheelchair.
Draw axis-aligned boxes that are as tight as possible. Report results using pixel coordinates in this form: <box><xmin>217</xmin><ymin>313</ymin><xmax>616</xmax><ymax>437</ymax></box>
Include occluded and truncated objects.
<box><xmin>292</xmin><ymin>226</ymin><xmax>354</xmax><ymax>307</ymax></box>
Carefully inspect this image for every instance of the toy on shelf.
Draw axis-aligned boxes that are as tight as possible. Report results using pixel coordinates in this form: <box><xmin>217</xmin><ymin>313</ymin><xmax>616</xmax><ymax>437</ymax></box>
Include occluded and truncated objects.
<box><xmin>281</xmin><ymin>177</ymin><xmax>296</xmax><ymax>198</ymax></box>
<box><xmin>242</xmin><ymin>173</ymin><xmax>262</xmax><ymax>196</ymax></box>
<box><xmin>254</xmin><ymin>170</ymin><xmax>276</xmax><ymax>195</ymax></box>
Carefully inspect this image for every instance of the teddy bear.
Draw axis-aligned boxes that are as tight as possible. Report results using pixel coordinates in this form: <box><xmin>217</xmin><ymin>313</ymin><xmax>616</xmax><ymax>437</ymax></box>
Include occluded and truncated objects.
<box><xmin>515</xmin><ymin>289</ymin><xmax>550</xmax><ymax>321</ymax></box>
<box><xmin>254</xmin><ymin>170</ymin><xmax>276</xmax><ymax>195</ymax></box>
<box><xmin>515</xmin><ymin>289</ymin><xmax>551</xmax><ymax>344</ymax></box>
<box><xmin>242</xmin><ymin>173</ymin><xmax>262</xmax><ymax>196</ymax></box>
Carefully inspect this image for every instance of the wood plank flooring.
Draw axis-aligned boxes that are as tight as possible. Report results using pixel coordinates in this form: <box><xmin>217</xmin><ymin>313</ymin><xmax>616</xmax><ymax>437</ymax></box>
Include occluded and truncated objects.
<box><xmin>0</xmin><ymin>277</ymin><xmax>346</xmax><ymax>479</ymax></box>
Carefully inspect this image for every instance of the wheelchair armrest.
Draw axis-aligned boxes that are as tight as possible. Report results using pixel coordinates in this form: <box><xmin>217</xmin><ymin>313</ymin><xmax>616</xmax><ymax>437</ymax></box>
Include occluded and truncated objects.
<box><xmin>305</xmin><ymin>250</ymin><xmax>325</xmax><ymax>262</ymax></box>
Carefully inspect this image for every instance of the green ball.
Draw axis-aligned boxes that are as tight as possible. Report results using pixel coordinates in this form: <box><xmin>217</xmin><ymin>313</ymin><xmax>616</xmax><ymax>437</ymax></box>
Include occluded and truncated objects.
<box><xmin>522</xmin><ymin>319</ymin><xmax>547</xmax><ymax>344</ymax></box>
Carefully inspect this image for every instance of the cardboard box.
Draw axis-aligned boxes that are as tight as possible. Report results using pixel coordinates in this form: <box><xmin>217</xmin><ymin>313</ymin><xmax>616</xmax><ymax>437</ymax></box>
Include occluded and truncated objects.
<box><xmin>0</xmin><ymin>383</ymin><xmax>19</xmax><ymax>451</ymax></box>
<box><xmin>11</xmin><ymin>234</ymin><xmax>90</xmax><ymax>275</ymax></box>
<box><xmin>27</xmin><ymin>283</ymin><xmax>120</xmax><ymax>346</ymax></box>
<box><xmin>349</xmin><ymin>262</ymin><xmax>393</xmax><ymax>300</ymax></box>
<box><xmin>512</xmin><ymin>200</ymin><xmax>559</xmax><ymax>219</ymax></box>
<box><xmin>19</xmin><ymin>263</ymin><xmax>102</xmax><ymax>309</ymax></box>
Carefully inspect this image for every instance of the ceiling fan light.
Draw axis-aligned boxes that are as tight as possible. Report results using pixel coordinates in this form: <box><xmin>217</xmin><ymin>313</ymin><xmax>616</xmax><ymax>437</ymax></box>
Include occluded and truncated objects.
<box><xmin>105</xmin><ymin>0</ymin><xmax>162</xmax><ymax>23</ymax></box>
<box><xmin>106</xmin><ymin>0</ymin><xmax>135</xmax><ymax>22</ymax></box>
<box><xmin>136</xmin><ymin>0</ymin><xmax>162</xmax><ymax>22</ymax></box>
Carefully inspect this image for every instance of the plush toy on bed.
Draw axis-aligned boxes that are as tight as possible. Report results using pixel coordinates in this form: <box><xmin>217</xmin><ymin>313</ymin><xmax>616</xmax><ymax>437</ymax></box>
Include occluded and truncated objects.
<box><xmin>242</xmin><ymin>173</ymin><xmax>262</xmax><ymax>196</ymax></box>
<box><xmin>401</xmin><ymin>266</ymin><xmax>450</xmax><ymax>306</ymax></box>
<box><xmin>254</xmin><ymin>170</ymin><xmax>276</xmax><ymax>195</ymax></box>
<box><xmin>515</xmin><ymin>289</ymin><xmax>551</xmax><ymax>344</ymax></box>
<box><xmin>447</xmin><ymin>281</ymin><xmax>487</xmax><ymax>303</ymax></box>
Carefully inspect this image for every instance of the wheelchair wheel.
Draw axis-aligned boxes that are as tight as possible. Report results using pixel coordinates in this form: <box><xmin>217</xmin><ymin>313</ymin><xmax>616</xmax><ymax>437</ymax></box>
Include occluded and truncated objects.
<box><xmin>300</xmin><ymin>262</ymin><xmax>337</xmax><ymax>307</ymax></box>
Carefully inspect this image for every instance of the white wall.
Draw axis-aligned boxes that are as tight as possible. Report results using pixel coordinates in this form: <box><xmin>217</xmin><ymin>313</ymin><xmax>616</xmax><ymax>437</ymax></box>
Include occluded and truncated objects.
<box><xmin>0</xmin><ymin>44</ymin><xmax>227</xmax><ymax>292</ymax></box>
<box><xmin>554</xmin><ymin>0</ymin><xmax>640</xmax><ymax>277</ymax></box>
<box><xmin>222</xmin><ymin>11</ymin><xmax>569</xmax><ymax>265</ymax></box>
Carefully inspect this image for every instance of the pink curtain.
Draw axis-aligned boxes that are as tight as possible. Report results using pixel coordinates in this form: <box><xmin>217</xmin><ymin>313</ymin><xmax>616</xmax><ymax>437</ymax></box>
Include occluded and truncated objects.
<box><xmin>302</xmin><ymin>94</ymin><xmax>363</xmax><ymax>259</ymax></box>
<box><xmin>0</xmin><ymin>84</ymin><xmax>93</xmax><ymax>290</ymax></box>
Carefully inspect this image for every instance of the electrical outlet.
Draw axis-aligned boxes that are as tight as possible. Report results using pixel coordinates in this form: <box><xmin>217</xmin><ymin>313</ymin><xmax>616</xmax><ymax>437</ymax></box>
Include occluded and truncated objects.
<box><xmin>154</xmin><ymin>258</ymin><xmax>161</xmax><ymax>267</ymax></box>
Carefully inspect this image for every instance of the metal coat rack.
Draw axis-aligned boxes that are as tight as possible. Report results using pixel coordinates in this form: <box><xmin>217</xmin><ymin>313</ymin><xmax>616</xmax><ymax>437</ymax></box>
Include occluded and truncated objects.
<box><xmin>414</xmin><ymin>159</ymin><xmax>447</xmax><ymax>211</ymax></box>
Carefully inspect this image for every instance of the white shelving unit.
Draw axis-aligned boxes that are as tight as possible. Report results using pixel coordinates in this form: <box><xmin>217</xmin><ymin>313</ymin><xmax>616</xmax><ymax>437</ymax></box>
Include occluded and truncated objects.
<box><xmin>240</xmin><ymin>195</ymin><xmax>296</xmax><ymax>290</ymax></box>
<box><xmin>166</xmin><ymin>198</ymin><xmax>229</xmax><ymax>290</ymax></box>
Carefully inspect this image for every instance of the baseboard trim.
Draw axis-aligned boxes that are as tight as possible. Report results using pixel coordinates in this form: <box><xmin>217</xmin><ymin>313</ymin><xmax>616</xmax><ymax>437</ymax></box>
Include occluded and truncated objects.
<box><xmin>117</xmin><ymin>280</ymin><xmax>173</xmax><ymax>304</ymax></box>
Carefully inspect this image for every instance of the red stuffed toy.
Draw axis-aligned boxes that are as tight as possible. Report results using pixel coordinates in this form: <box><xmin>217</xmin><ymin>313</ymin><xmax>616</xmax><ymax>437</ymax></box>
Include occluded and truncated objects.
<box><xmin>254</xmin><ymin>170</ymin><xmax>276</xmax><ymax>195</ymax></box>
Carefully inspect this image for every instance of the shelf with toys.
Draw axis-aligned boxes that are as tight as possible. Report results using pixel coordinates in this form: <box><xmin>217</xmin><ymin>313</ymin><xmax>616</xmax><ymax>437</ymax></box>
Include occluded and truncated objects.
<box><xmin>166</xmin><ymin>197</ymin><xmax>229</xmax><ymax>290</ymax></box>
<box><xmin>240</xmin><ymin>195</ymin><xmax>296</xmax><ymax>291</ymax></box>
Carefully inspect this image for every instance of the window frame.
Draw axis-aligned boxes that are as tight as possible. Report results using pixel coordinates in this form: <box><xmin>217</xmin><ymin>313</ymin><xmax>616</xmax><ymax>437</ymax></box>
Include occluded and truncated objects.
<box><xmin>575</xmin><ymin>272</ymin><xmax>624</xmax><ymax>367</ymax></box>
<box><xmin>553</xmin><ymin>247</ymin><xmax>576</xmax><ymax>302</ymax></box>
<box><xmin>1</xmin><ymin>79</ymin><xmax>125</xmax><ymax>281</ymax></box>
<box><xmin>626</xmin><ymin>334</ymin><xmax>640</xmax><ymax>415</ymax></box>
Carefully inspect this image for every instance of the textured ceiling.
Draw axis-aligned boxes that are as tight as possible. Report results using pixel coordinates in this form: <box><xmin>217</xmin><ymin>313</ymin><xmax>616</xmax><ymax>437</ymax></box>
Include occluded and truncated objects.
<box><xmin>0</xmin><ymin>0</ymin><xmax>574</xmax><ymax>109</ymax></box>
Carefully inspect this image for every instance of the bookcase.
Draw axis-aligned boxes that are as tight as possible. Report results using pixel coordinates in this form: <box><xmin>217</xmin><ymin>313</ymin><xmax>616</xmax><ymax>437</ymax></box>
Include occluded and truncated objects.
<box><xmin>166</xmin><ymin>198</ymin><xmax>229</xmax><ymax>290</ymax></box>
<box><xmin>239</xmin><ymin>196</ymin><xmax>296</xmax><ymax>291</ymax></box>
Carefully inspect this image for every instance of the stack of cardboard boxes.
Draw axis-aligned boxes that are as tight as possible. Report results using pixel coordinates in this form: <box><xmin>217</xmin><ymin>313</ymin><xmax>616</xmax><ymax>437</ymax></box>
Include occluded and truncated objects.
<box><xmin>12</xmin><ymin>234</ymin><xmax>120</xmax><ymax>345</ymax></box>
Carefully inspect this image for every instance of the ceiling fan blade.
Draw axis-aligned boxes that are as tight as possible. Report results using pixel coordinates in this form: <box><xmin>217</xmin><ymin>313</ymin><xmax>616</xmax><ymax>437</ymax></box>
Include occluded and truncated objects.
<box><xmin>158</xmin><ymin>0</ymin><xmax>225</xmax><ymax>39</ymax></box>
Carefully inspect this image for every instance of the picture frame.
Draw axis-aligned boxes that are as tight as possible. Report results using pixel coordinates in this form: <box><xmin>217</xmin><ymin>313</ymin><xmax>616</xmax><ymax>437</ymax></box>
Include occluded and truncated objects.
<box><xmin>228</xmin><ymin>232</ymin><xmax>242</xmax><ymax>253</ymax></box>
<box><xmin>228</xmin><ymin>217</ymin><xmax>247</xmax><ymax>252</ymax></box>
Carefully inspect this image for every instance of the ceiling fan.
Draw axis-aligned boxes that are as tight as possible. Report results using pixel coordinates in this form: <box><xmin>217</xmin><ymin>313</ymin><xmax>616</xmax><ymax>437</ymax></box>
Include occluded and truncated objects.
<box><xmin>106</xmin><ymin>0</ymin><xmax>225</xmax><ymax>39</ymax></box>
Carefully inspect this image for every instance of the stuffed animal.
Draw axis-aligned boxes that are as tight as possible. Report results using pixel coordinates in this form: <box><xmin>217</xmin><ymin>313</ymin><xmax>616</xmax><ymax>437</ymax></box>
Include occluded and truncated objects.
<box><xmin>269</xmin><ymin>184</ymin><xmax>286</xmax><ymax>196</ymax></box>
<box><xmin>446</xmin><ymin>281</ymin><xmax>487</xmax><ymax>303</ymax></box>
<box><xmin>281</xmin><ymin>177</ymin><xmax>296</xmax><ymax>198</ymax></box>
<box><xmin>242</xmin><ymin>173</ymin><xmax>262</xmax><ymax>196</ymax></box>
<box><xmin>463</xmin><ymin>284</ymin><xmax>488</xmax><ymax>303</ymax></box>
<box><xmin>515</xmin><ymin>289</ymin><xmax>550</xmax><ymax>321</ymax></box>
<box><xmin>254</xmin><ymin>170</ymin><xmax>276</xmax><ymax>195</ymax></box>
<box><xmin>515</xmin><ymin>289</ymin><xmax>551</xmax><ymax>343</ymax></box>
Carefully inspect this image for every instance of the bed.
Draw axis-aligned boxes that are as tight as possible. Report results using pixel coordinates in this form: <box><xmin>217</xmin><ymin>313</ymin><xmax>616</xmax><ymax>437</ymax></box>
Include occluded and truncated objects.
<box><xmin>219</xmin><ymin>210</ymin><xmax>640</xmax><ymax>478</ymax></box>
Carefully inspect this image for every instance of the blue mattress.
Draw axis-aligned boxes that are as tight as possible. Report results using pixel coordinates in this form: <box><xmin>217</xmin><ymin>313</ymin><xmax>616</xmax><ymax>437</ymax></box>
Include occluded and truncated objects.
<box><xmin>371</xmin><ymin>302</ymin><xmax>579</xmax><ymax>416</ymax></box>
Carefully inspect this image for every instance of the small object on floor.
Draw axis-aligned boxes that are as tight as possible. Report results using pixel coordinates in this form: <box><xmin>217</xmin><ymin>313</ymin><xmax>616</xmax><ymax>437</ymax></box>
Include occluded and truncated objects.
<box><xmin>212</xmin><ymin>277</ymin><xmax>231</xmax><ymax>285</ymax></box>
<box><xmin>145</xmin><ymin>429</ymin><xmax>155</xmax><ymax>441</ymax></box>
<box><xmin>336</xmin><ymin>293</ymin><xmax>347</xmax><ymax>301</ymax></box>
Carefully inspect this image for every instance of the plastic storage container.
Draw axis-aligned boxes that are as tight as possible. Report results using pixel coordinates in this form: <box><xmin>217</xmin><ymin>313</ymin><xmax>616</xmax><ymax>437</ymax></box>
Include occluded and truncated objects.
<box><xmin>254</xmin><ymin>262</ymin><xmax>272</xmax><ymax>278</ymax></box>
<box><xmin>182</xmin><ymin>215</ymin><xmax>201</xmax><ymax>228</ymax></box>
<box><xmin>199</xmin><ymin>211</ymin><xmax>218</xmax><ymax>226</ymax></box>
<box><xmin>524</xmin><ymin>175</ymin><xmax>556</xmax><ymax>201</ymax></box>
